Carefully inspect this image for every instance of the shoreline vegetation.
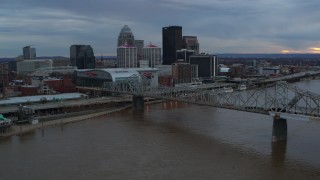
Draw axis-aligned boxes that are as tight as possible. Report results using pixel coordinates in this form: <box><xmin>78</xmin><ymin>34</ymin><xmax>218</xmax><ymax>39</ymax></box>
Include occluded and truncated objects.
<box><xmin>0</xmin><ymin>100</ymin><xmax>163</xmax><ymax>139</ymax></box>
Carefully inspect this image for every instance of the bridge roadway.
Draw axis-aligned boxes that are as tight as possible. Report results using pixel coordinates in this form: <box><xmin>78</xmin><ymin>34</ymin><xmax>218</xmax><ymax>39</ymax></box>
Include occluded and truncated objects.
<box><xmin>0</xmin><ymin>96</ymin><xmax>132</xmax><ymax>114</ymax></box>
<box><xmin>77</xmin><ymin>82</ymin><xmax>237</xmax><ymax>93</ymax></box>
<box><xmin>101</xmin><ymin>73</ymin><xmax>320</xmax><ymax>118</ymax></box>
<box><xmin>253</xmin><ymin>71</ymin><xmax>320</xmax><ymax>84</ymax></box>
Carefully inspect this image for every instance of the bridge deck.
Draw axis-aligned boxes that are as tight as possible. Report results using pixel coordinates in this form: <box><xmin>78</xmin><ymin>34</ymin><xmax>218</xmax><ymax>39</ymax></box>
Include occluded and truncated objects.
<box><xmin>99</xmin><ymin>71</ymin><xmax>320</xmax><ymax>118</ymax></box>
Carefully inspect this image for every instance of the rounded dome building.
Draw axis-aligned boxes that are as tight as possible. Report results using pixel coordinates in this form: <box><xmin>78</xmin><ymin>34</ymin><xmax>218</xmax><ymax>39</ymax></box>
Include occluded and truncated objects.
<box><xmin>117</xmin><ymin>25</ymin><xmax>135</xmax><ymax>47</ymax></box>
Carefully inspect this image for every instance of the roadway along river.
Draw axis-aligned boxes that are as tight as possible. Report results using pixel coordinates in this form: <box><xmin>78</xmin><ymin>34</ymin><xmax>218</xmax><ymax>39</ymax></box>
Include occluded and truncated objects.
<box><xmin>1</xmin><ymin>80</ymin><xmax>320</xmax><ymax>179</ymax></box>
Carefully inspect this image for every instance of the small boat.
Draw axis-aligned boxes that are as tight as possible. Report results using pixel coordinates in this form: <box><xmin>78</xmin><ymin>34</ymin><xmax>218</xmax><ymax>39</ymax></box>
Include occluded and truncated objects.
<box><xmin>237</xmin><ymin>84</ymin><xmax>247</xmax><ymax>91</ymax></box>
<box><xmin>222</xmin><ymin>87</ymin><xmax>234</xmax><ymax>93</ymax></box>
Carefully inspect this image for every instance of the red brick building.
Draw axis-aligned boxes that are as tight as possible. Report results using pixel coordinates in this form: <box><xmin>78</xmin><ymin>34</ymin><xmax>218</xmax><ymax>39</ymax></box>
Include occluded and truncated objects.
<box><xmin>44</xmin><ymin>78</ymin><xmax>76</xmax><ymax>93</ymax></box>
<box><xmin>19</xmin><ymin>86</ymin><xmax>38</xmax><ymax>96</ymax></box>
<box><xmin>158</xmin><ymin>75</ymin><xmax>173</xmax><ymax>87</ymax></box>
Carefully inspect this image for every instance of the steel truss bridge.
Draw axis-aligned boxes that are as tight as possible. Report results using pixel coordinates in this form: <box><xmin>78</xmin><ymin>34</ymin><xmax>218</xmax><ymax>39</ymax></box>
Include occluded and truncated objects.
<box><xmin>102</xmin><ymin>74</ymin><xmax>320</xmax><ymax>120</ymax></box>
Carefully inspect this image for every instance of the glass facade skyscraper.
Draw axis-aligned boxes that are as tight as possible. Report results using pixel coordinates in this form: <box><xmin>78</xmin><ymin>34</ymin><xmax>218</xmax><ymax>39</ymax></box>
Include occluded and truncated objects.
<box><xmin>182</xmin><ymin>36</ymin><xmax>199</xmax><ymax>55</ymax></box>
<box><xmin>70</xmin><ymin>45</ymin><xmax>95</xmax><ymax>69</ymax></box>
<box><xmin>189</xmin><ymin>54</ymin><xmax>218</xmax><ymax>80</ymax></box>
<box><xmin>162</xmin><ymin>26</ymin><xmax>182</xmax><ymax>65</ymax></box>
<box><xmin>23</xmin><ymin>46</ymin><xmax>36</xmax><ymax>60</ymax></box>
<box><xmin>134</xmin><ymin>40</ymin><xmax>144</xmax><ymax>61</ymax></box>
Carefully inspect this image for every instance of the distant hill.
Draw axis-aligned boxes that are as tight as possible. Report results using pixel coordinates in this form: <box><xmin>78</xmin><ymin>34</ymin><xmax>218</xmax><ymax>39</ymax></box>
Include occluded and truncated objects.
<box><xmin>98</xmin><ymin>56</ymin><xmax>117</xmax><ymax>60</ymax></box>
<box><xmin>0</xmin><ymin>56</ymin><xmax>69</xmax><ymax>62</ymax></box>
<box><xmin>0</xmin><ymin>58</ymin><xmax>15</xmax><ymax>62</ymax></box>
<box><xmin>37</xmin><ymin>56</ymin><xmax>69</xmax><ymax>60</ymax></box>
<box><xmin>217</xmin><ymin>54</ymin><xmax>320</xmax><ymax>59</ymax></box>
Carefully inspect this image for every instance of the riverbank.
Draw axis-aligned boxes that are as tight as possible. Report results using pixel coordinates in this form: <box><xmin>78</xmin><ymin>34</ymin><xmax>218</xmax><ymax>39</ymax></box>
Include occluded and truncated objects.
<box><xmin>0</xmin><ymin>105</ymin><xmax>132</xmax><ymax>138</ymax></box>
<box><xmin>0</xmin><ymin>99</ymin><xmax>163</xmax><ymax>139</ymax></box>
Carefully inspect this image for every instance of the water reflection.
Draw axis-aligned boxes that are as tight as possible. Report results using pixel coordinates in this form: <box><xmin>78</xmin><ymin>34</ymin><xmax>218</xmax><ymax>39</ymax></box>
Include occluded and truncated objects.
<box><xmin>18</xmin><ymin>130</ymin><xmax>36</xmax><ymax>142</ymax></box>
<box><xmin>271</xmin><ymin>140</ymin><xmax>287</xmax><ymax>167</ymax></box>
<box><xmin>162</xmin><ymin>101</ymin><xmax>190</xmax><ymax>110</ymax></box>
<box><xmin>60</xmin><ymin>120</ymin><xmax>64</xmax><ymax>132</ymax></box>
<box><xmin>132</xmin><ymin>109</ymin><xmax>144</xmax><ymax>118</ymax></box>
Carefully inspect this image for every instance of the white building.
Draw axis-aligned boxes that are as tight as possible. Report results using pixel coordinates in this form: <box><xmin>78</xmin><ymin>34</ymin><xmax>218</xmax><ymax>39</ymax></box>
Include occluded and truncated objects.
<box><xmin>142</xmin><ymin>43</ymin><xmax>161</xmax><ymax>68</ymax></box>
<box><xmin>75</xmin><ymin>68</ymin><xmax>160</xmax><ymax>87</ymax></box>
<box><xmin>139</xmin><ymin>60</ymin><xmax>149</xmax><ymax>68</ymax></box>
<box><xmin>17</xmin><ymin>59</ymin><xmax>53</xmax><ymax>75</ymax></box>
<box><xmin>117</xmin><ymin>42</ymin><xmax>137</xmax><ymax>68</ymax></box>
<box><xmin>259</xmin><ymin>67</ymin><xmax>281</xmax><ymax>75</ymax></box>
<box><xmin>117</xmin><ymin>25</ymin><xmax>135</xmax><ymax>47</ymax></box>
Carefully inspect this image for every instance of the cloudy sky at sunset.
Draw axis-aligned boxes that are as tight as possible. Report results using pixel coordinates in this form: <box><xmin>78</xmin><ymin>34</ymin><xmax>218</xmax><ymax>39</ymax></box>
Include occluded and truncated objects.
<box><xmin>1</xmin><ymin>0</ymin><xmax>320</xmax><ymax>57</ymax></box>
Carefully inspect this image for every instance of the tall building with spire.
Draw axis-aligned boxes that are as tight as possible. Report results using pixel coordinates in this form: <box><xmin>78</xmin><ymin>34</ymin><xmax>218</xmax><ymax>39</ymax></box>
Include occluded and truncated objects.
<box><xmin>117</xmin><ymin>25</ymin><xmax>135</xmax><ymax>46</ymax></box>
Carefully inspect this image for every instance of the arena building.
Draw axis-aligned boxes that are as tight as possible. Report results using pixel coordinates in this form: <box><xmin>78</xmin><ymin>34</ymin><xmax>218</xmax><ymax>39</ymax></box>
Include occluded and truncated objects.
<box><xmin>75</xmin><ymin>68</ymin><xmax>160</xmax><ymax>88</ymax></box>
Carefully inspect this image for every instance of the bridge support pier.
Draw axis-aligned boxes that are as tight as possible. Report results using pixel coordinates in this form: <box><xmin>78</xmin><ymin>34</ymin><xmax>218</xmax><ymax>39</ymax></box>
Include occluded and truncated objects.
<box><xmin>272</xmin><ymin>113</ymin><xmax>287</xmax><ymax>142</ymax></box>
<box><xmin>132</xmin><ymin>96</ymin><xmax>144</xmax><ymax>110</ymax></box>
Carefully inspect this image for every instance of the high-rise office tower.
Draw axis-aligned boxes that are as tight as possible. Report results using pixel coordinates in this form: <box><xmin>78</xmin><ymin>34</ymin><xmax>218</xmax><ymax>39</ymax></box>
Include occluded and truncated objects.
<box><xmin>142</xmin><ymin>43</ymin><xmax>161</xmax><ymax>67</ymax></box>
<box><xmin>189</xmin><ymin>54</ymin><xmax>218</xmax><ymax>80</ymax></box>
<box><xmin>0</xmin><ymin>63</ymin><xmax>9</xmax><ymax>94</ymax></box>
<box><xmin>70</xmin><ymin>45</ymin><xmax>95</xmax><ymax>69</ymax></box>
<box><xmin>23</xmin><ymin>46</ymin><xmax>36</xmax><ymax>59</ymax></box>
<box><xmin>182</xmin><ymin>36</ymin><xmax>199</xmax><ymax>55</ymax></box>
<box><xmin>162</xmin><ymin>26</ymin><xmax>182</xmax><ymax>65</ymax></box>
<box><xmin>176</xmin><ymin>49</ymin><xmax>195</xmax><ymax>62</ymax></box>
<box><xmin>134</xmin><ymin>40</ymin><xmax>144</xmax><ymax>61</ymax></box>
<box><xmin>117</xmin><ymin>42</ymin><xmax>137</xmax><ymax>68</ymax></box>
<box><xmin>117</xmin><ymin>25</ymin><xmax>135</xmax><ymax>47</ymax></box>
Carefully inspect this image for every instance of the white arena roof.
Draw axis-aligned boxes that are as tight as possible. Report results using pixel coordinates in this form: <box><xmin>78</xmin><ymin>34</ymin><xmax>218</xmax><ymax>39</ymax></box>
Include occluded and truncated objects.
<box><xmin>76</xmin><ymin>68</ymin><xmax>159</xmax><ymax>82</ymax></box>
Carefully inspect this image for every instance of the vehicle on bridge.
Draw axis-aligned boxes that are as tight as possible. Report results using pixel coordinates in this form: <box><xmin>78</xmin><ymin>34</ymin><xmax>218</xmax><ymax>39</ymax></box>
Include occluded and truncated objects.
<box><xmin>237</xmin><ymin>84</ymin><xmax>247</xmax><ymax>91</ymax></box>
<box><xmin>213</xmin><ymin>87</ymin><xmax>234</xmax><ymax>93</ymax></box>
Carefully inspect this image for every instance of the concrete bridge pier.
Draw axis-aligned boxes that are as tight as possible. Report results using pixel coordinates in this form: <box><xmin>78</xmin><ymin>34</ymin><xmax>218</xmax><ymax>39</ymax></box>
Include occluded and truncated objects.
<box><xmin>132</xmin><ymin>95</ymin><xmax>144</xmax><ymax>110</ymax></box>
<box><xmin>272</xmin><ymin>113</ymin><xmax>287</xmax><ymax>142</ymax></box>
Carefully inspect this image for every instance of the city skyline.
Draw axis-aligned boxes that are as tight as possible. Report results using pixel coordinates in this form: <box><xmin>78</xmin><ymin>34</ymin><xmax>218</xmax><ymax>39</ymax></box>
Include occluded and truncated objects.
<box><xmin>1</xmin><ymin>0</ymin><xmax>320</xmax><ymax>57</ymax></box>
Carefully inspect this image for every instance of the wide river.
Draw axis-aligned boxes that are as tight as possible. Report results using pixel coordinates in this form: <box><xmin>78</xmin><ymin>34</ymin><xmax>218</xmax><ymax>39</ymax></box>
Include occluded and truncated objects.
<box><xmin>1</xmin><ymin>80</ymin><xmax>320</xmax><ymax>180</ymax></box>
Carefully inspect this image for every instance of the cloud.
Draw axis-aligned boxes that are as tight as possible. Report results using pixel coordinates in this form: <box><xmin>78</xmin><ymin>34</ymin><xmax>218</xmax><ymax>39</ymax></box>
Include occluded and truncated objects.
<box><xmin>0</xmin><ymin>0</ymin><xmax>320</xmax><ymax>57</ymax></box>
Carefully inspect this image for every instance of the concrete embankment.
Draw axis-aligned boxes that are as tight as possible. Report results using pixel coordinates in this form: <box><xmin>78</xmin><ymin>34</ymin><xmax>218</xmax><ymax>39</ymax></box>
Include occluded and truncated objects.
<box><xmin>0</xmin><ymin>105</ymin><xmax>132</xmax><ymax>138</ymax></box>
<box><xmin>0</xmin><ymin>99</ymin><xmax>164</xmax><ymax>138</ymax></box>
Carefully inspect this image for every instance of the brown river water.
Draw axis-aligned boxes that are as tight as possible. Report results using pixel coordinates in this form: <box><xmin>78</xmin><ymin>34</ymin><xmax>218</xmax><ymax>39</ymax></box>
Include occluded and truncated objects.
<box><xmin>1</xmin><ymin>80</ymin><xmax>320</xmax><ymax>180</ymax></box>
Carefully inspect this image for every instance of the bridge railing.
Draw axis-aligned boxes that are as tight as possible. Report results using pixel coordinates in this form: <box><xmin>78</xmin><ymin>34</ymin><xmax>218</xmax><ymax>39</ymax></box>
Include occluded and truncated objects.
<box><xmin>101</xmin><ymin>74</ymin><xmax>320</xmax><ymax>117</ymax></box>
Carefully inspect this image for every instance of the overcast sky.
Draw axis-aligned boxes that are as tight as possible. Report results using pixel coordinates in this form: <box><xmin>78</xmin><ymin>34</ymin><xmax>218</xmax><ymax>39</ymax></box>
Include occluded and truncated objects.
<box><xmin>1</xmin><ymin>0</ymin><xmax>320</xmax><ymax>57</ymax></box>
